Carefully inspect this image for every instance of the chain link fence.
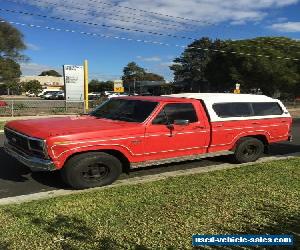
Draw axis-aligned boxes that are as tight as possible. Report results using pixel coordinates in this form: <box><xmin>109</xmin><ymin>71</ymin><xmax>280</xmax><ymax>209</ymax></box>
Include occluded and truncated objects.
<box><xmin>282</xmin><ymin>100</ymin><xmax>300</xmax><ymax>109</ymax></box>
<box><xmin>0</xmin><ymin>98</ymin><xmax>106</xmax><ymax>117</ymax></box>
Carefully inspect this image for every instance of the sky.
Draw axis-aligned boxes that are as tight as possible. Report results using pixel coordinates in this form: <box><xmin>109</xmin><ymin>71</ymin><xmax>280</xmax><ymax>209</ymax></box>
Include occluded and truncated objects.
<box><xmin>0</xmin><ymin>0</ymin><xmax>300</xmax><ymax>81</ymax></box>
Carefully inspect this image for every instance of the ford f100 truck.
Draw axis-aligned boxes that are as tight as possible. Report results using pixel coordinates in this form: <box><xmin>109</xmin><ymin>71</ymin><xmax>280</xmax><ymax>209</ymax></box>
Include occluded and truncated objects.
<box><xmin>4</xmin><ymin>93</ymin><xmax>292</xmax><ymax>189</ymax></box>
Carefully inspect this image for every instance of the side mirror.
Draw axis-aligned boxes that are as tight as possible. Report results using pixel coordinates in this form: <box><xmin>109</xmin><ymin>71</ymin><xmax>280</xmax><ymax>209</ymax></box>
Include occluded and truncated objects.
<box><xmin>174</xmin><ymin>119</ymin><xmax>189</xmax><ymax>126</ymax></box>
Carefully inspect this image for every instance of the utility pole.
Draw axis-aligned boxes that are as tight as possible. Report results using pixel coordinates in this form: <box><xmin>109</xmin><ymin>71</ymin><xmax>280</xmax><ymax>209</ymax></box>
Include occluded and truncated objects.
<box><xmin>133</xmin><ymin>77</ymin><xmax>136</xmax><ymax>94</ymax></box>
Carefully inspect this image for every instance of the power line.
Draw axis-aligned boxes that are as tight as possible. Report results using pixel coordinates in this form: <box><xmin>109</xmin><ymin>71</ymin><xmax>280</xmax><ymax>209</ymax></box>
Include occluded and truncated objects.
<box><xmin>2</xmin><ymin>7</ymin><xmax>299</xmax><ymax>55</ymax></box>
<box><xmin>6</xmin><ymin>0</ymin><xmax>192</xmax><ymax>31</ymax></box>
<box><xmin>84</xmin><ymin>0</ymin><xmax>214</xmax><ymax>25</ymax></box>
<box><xmin>21</xmin><ymin>0</ymin><xmax>200</xmax><ymax>28</ymax></box>
<box><xmin>1</xmin><ymin>19</ymin><xmax>299</xmax><ymax>62</ymax></box>
<box><xmin>0</xmin><ymin>8</ymin><xmax>197</xmax><ymax>40</ymax></box>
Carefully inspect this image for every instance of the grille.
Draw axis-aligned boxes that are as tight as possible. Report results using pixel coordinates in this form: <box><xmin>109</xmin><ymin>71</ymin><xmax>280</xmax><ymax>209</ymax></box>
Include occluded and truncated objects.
<box><xmin>5</xmin><ymin>128</ymin><xmax>30</xmax><ymax>152</ymax></box>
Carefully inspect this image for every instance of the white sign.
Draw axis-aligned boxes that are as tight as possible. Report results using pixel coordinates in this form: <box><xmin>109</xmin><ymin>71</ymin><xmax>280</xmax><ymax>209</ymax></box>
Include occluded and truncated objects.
<box><xmin>63</xmin><ymin>65</ymin><xmax>84</xmax><ymax>101</ymax></box>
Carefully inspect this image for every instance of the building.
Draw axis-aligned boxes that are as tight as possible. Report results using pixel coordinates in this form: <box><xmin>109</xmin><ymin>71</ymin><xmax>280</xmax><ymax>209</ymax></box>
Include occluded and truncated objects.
<box><xmin>20</xmin><ymin>75</ymin><xmax>64</xmax><ymax>90</ymax></box>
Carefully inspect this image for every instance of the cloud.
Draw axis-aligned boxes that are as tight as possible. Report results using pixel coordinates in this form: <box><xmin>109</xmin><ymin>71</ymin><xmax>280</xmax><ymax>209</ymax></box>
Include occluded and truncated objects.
<box><xmin>20</xmin><ymin>63</ymin><xmax>62</xmax><ymax>76</ymax></box>
<box><xmin>136</xmin><ymin>56</ymin><xmax>162</xmax><ymax>62</ymax></box>
<box><xmin>26</xmin><ymin>43</ymin><xmax>40</xmax><ymax>51</ymax></box>
<box><xmin>270</xmin><ymin>22</ymin><xmax>300</xmax><ymax>32</ymax></box>
<box><xmin>21</xmin><ymin>0</ymin><xmax>299</xmax><ymax>35</ymax></box>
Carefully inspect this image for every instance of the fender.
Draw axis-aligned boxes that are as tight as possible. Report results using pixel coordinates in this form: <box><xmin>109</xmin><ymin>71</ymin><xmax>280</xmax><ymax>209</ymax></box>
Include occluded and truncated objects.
<box><xmin>231</xmin><ymin>131</ymin><xmax>271</xmax><ymax>149</ymax></box>
<box><xmin>49</xmin><ymin>143</ymin><xmax>136</xmax><ymax>169</ymax></box>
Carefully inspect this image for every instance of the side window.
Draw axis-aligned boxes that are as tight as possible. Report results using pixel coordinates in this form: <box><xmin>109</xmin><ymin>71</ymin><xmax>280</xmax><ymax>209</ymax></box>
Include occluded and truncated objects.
<box><xmin>213</xmin><ymin>103</ymin><xmax>252</xmax><ymax>118</ymax></box>
<box><xmin>252</xmin><ymin>102</ymin><xmax>283</xmax><ymax>116</ymax></box>
<box><xmin>152</xmin><ymin>103</ymin><xmax>198</xmax><ymax>125</ymax></box>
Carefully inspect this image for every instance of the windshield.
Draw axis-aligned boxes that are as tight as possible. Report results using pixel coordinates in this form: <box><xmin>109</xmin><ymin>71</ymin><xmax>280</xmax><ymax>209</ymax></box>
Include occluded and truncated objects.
<box><xmin>90</xmin><ymin>98</ymin><xmax>158</xmax><ymax>122</ymax></box>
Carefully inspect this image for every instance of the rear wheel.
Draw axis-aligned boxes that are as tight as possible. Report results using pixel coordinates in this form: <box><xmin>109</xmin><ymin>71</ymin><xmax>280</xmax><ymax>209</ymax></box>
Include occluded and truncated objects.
<box><xmin>61</xmin><ymin>152</ymin><xmax>122</xmax><ymax>189</ymax></box>
<box><xmin>233</xmin><ymin>137</ymin><xmax>264</xmax><ymax>163</ymax></box>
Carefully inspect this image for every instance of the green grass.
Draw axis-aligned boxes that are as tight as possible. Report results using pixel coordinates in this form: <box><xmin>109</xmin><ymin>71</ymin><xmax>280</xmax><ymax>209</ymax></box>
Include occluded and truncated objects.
<box><xmin>0</xmin><ymin>121</ymin><xmax>5</xmax><ymax>130</ymax></box>
<box><xmin>0</xmin><ymin>159</ymin><xmax>299</xmax><ymax>249</ymax></box>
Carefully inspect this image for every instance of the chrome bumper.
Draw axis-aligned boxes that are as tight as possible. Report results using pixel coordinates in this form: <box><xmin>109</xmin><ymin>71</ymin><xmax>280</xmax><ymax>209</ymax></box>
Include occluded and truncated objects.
<box><xmin>4</xmin><ymin>141</ymin><xmax>56</xmax><ymax>172</ymax></box>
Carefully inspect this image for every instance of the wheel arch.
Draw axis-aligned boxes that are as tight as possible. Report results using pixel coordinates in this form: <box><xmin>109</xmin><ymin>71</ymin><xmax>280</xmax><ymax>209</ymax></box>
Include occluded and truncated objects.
<box><xmin>231</xmin><ymin>133</ymin><xmax>270</xmax><ymax>152</ymax></box>
<box><xmin>59</xmin><ymin>148</ymin><xmax>131</xmax><ymax>173</ymax></box>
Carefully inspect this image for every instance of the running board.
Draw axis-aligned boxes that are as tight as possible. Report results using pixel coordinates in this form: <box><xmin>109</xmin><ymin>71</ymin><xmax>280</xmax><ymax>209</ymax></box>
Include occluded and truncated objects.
<box><xmin>130</xmin><ymin>151</ymin><xmax>234</xmax><ymax>169</ymax></box>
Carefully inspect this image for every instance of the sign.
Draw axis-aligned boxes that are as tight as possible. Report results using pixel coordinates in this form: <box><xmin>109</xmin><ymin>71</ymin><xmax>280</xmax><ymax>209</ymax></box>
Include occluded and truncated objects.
<box><xmin>114</xmin><ymin>80</ymin><xmax>124</xmax><ymax>93</ymax></box>
<box><xmin>63</xmin><ymin>65</ymin><xmax>84</xmax><ymax>101</ymax></box>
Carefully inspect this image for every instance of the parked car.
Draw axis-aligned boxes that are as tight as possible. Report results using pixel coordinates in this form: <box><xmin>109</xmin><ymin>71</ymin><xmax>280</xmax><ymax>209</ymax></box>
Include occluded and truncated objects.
<box><xmin>39</xmin><ymin>89</ymin><xmax>62</xmax><ymax>98</ymax></box>
<box><xmin>25</xmin><ymin>91</ymin><xmax>36</xmax><ymax>97</ymax></box>
<box><xmin>0</xmin><ymin>100</ymin><xmax>7</xmax><ymax>107</ymax></box>
<box><xmin>4</xmin><ymin>93</ymin><xmax>292</xmax><ymax>189</ymax></box>
<box><xmin>48</xmin><ymin>91</ymin><xmax>65</xmax><ymax>100</ymax></box>
<box><xmin>43</xmin><ymin>91</ymin><xmax>61</xmax><ymax>99</ymax></box>
<box><xmin>107</xmin><ymin>92</ymin><xmax>129</xmax><ymax>98</ymax></box>
<box><xmin>103</xmin><ymin>91</ymin><xmax>114</xmax><ymax>97</ymax></box>
<box><xmin>55</xmin><ymin>91</ymin><xmax>65</xmax><ymax>100</ymax></box>
<box><xmin>88</xmin><ymin>92</ymin><xmax>102</xmax><ymax>100</ymax></box>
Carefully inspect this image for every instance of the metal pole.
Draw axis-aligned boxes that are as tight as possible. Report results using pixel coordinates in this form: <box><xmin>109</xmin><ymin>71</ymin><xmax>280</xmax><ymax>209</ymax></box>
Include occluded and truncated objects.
<box><xmin>11</xmin><ymin>100</ymin><xmax>14</xmax><ymax>117</ymax></box>
<box><xmin>84</xmin><ymin>60</ymin><xmax>89</xmax><ymax>112</ymax></box>
<box><xmin>133</xmin><ymin>78</ymin><xmax>136</xmax><ymax>94</ymax></box>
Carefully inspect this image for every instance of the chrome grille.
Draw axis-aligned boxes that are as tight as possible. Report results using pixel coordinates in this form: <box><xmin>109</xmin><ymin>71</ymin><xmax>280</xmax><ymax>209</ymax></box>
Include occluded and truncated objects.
<box><xmin>4</xmin><ymin>128</ymin><xmax>47</xmax><ymax>158</ymax></box>
<box><xmin>5</xmin><ymin>128</ymin><xmax>30</xmax><ymax>152</ymax></box>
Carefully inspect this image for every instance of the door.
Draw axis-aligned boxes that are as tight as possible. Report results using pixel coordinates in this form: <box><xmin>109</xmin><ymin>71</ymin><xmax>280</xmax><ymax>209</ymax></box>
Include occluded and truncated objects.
<box><xmin>144</xmin><ymin>102</ymin><xmax>210</xmax><ymax>161</ymax></box>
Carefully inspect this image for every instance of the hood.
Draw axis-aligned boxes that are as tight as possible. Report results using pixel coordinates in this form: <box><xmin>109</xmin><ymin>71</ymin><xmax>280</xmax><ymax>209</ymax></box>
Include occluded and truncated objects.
<box><xmin>5</xmin><ymin>115</ymin><xmax>139</xmax><ymax>139</ymax></box>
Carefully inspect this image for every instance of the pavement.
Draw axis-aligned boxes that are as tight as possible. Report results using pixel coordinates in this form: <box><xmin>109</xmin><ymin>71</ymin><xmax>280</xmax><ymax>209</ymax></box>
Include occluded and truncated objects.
<box><xmin>0</xmin><ymin>118</ymin><xmax>299</xmax><ymax>201</ymax></box>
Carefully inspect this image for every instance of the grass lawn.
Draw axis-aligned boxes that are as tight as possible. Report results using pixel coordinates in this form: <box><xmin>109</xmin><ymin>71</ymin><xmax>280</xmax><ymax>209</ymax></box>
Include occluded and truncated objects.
<box><xmin>0</xmin><ymin>121</ymin><xmax>5</xmax><ymax>130</ymax></box>
<box><xmin>0</xmin><ymin>159</ymin><xmax>299</xmax><ymax>249</ymax></box>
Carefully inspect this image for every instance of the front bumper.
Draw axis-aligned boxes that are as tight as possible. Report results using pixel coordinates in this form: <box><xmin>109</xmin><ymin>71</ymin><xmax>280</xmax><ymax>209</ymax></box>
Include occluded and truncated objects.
<box><xmin>4</xmin><ymin>141</ymin><xmax>56</xmax><ymax>172</ymax></box>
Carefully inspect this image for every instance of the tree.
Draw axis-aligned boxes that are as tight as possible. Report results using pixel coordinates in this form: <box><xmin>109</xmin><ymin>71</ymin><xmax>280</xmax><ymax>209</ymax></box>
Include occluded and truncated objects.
<box><xmin>39</xmin><ymin>70</ymin><xmax>62</xmax><ymax>77</ymax></box>
<box><xmin>122</xmin><ymin>62</ymin><xmax>146</xmax><ymax>90</ymax></box>
<box><xmin>23</xmin><ymin>80</ymin><xmax>43</xmax><ymax>95</ymax></box>
<box><xmin>170</xmin><ymin>37</ymin><xmax>223</xmax><ymax>92</ymax></box>
<box><xmin>122</xmin><ymin>62</ymin><xmax>165</xmax><ymax>91</ymax></box>
<box><xmin>0</xmin><ymin>20</ymin><xmax>26</xmax><ymax>94</ymax></box>
<box><xmin>171</xmin><ymin>37</ymin><xmax>300</xmax><ymax>97</ymax></box>
<box><xmin>5</xmin><ymin>80</ymin><xmax>23</xmax><ymax>95</ymax></box>
<box><xmin>0</xmin><ymin>20</ymin><xmax>26</xmax><ymax>60</ymax></box>
<box><xmin>89</xmin><ymin>80</ymin><xmax>113</xmax><ymax>92</ymax></box>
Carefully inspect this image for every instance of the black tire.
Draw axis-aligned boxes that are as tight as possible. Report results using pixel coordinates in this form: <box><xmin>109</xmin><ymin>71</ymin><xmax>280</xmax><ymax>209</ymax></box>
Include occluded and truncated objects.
<box><xmin>61</xmin><ymin>152</ymin><xmax>122</xmax><ymax>189</ymax></box>
<box><xmin>233</xmin><ymin>137</ymin><xmax>264</xmax><ymax>163</ymax></box>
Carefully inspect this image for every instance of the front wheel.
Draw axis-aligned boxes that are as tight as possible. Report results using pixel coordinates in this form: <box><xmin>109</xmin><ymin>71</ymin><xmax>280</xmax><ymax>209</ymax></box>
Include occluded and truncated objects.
<box><xmin>61</xmin><ymin>152</ymin><xmax>122</xmax><ymax>189</ymax></box>
<box><xmin>233</xmin><ymin>137</ymin><xmax>264</xmax><ymax>163</ymax></box>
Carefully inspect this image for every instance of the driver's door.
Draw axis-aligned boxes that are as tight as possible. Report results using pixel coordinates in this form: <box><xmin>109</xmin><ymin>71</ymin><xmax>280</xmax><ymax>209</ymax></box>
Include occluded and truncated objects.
<box><xmin>143</xmin><ymin>102</ymin><xmax>210</xmax><ymax>161</ymax></box>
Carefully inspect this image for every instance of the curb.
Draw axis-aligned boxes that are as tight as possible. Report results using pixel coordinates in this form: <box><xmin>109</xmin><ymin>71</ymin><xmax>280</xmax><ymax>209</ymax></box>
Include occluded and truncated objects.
<box><xmin>0</xmin><ymin>152</ymin><xmax>299</xmax><ymax>206</ymax></box>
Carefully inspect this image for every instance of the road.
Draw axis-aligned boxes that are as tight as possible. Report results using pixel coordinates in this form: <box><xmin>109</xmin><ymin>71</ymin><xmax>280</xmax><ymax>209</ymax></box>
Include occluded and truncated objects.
<box><xmin>0</xmin><ymin>119</ymin><xmax>299</xmax><ymax>199</ymax></box>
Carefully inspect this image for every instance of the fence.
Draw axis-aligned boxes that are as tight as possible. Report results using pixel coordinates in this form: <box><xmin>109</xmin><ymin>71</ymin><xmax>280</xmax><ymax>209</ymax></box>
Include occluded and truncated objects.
<box><xmin>283</xmin><ymin>100</ymin><xmax>300</xmax><ymax>109</ymax></box>
<box><xmin>1</xmin><ymin>98</ymin><xmax>299</xmax><ymax>117</ymax></box>
<box><xmin>0</xmin><ymin>98</ymin><xmax>106</xmax><ymax>117</ymax></box>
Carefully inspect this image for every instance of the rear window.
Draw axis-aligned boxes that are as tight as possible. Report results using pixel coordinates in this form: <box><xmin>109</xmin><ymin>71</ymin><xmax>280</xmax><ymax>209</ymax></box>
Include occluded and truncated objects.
<box><xmin>252</xmin><ymin>102</ymin><xmax>283</xmax><ymax>116</ymax></box>
<box><xmin>213</xmin><ymin>102</ymin><xmax>283</xmax><ymax>118</ymax></box>
<box><xmin>212</xmin><ymin>103</ymin><xmax>252</xmax><ymax>118</ymax></box>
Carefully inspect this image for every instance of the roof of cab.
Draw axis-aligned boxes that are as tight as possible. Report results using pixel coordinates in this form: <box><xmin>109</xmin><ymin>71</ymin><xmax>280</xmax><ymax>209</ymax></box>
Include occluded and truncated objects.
<box><xmin>167</xmin><ymin>93</ymin><xmax>275</xmax><ymax>103</ymax></box>
<box><xmin>116</xmin><ymin>96</ymin><xmax>188</xmax><ymax>102</ymax></box>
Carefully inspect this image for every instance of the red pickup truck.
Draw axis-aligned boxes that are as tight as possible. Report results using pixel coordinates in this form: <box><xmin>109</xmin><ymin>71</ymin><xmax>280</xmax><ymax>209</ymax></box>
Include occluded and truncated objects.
<box><xmin>4</xmin><ymin>93</ymin><xmax>292</xmax><ymax>189</ymax></box>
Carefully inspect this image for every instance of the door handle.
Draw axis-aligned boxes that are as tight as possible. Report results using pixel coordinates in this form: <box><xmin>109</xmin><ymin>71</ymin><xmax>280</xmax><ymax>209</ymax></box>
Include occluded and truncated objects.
<box><xmin>194</xmin><ymin>125</ymin><xmax>205</xmax><ymax>129</ymax></box>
